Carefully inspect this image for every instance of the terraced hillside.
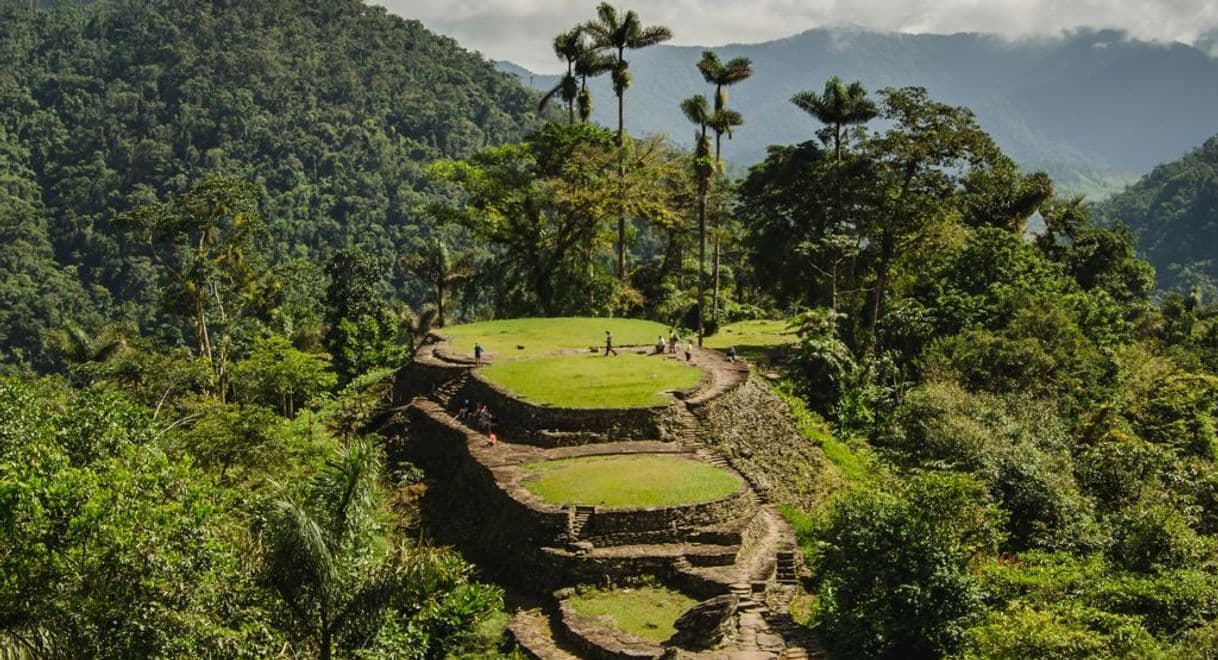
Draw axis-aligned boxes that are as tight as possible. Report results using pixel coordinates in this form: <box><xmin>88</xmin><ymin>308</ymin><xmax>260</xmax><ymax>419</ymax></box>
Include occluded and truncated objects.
<box><xmin>383</xmin><ymin>318</ymin><xmax>829</xmax><ymax>658</ymax></box>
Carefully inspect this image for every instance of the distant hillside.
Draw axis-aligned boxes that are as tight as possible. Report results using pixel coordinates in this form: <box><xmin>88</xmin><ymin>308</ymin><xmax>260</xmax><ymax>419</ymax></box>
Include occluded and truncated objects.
<box><xmin>1094</xmin><ymin>136</ymin><xmax>1218</xmax><ymax>293</ymax></box>
<box><xmin>499</xmin><ymin>27</ymin><xmax>1218</xmax><ymax>197</ymax></box>
<box><xmin>0</xmin><ymin>0</ymin><xmax>542</xmax><ymax>370</ymax></box>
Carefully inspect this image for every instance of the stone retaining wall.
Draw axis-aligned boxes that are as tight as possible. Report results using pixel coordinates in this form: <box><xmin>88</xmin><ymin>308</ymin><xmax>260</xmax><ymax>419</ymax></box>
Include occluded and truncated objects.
<box><xmin>557</xmin><ymin>600</ymin><xmax>665</xmax><ymax>659</ymax></box>
<box><xmin>694</xmin><ymin>378</ymin><xmax>831</xmax><ymax>512</ymax></box>
<box><xmin>404</xmin><ymin>401</ymin><xmax>754</xmax><ymax>592</ymax></box>
<box><xmin>455</xmin><ymin>373</ymin><xmax>676</xmax><ymax>445</ymax></box>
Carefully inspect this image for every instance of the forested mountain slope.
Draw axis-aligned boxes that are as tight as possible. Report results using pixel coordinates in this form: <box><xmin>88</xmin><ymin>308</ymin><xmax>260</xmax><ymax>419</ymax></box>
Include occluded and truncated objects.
<box><xmin>501</xmin><ymin>27</ymin><xmax>1218</xmax><ymax>196</ymax></box>
<box><xmin>1095</xmin><ymin>136</ymin><xmax>1218</xmax><ymax>294</ymax></box>
<box><xmin>0</xmin><ymin>0</ymin><xmax>541</xmax><ymax>371</ymax></box>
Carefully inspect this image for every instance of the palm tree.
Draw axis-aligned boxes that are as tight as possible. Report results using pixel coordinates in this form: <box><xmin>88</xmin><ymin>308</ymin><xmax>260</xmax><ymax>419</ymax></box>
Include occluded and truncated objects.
<box><xmin>697</xmin><ymin>51</ymin><xmax>752</xmax><ymax>164</ymax></box>
<box><xmin>258</xmin><ymin>438</ymin><xmax>397</xmax><ymax>660</ymax></box>
<box><xmin>396</xmin><ymin>304</ymin><xmax>439</xmax><ymax>353</ymax></box>
<box><xmin>697</xmin><ymin>51</ymin><xmax>751</xmax><ymax>323</ymax></box>
<box><xmin>401</xmin><ymin>237</ymin><xmax>475</xmax><ymax>327</ymax></box>
<box><xmin>791</xmin><ymin>77</ymin><xmax>877</xmax><ymax>164</ymax></box>
<box><xmin>538</xmin><ymin>28</ymin><xmax>583</xmax><ymax>123</ymax></box>
<box><xmin>583</xmin><ymin>3</ymin><xmax>672</xmax><ymax>279</ymax></box>
<box><xmin>574</xmin><ymin>46</ymin><xmax>614</xmax><ymax>123</ymax></box>
<box><xmin>43</xmin><ymin>322</ymin><xmax>134</xmax><ymax>369</ymax></box>
<box><xmin>791</xmin><ymin>78</ymin><xmax>877</xmax><ymax>319</ymax></box>
<box><xmin>681</xmin><ymin>94</ymin><xmax>713</xmax><ymax>345</ymax></box>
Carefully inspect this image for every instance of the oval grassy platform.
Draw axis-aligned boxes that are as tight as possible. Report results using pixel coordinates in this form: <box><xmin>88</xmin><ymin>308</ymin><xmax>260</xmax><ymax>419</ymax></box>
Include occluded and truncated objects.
<box><xmin>480</xmin><ymin>352</ymin><xmax>703</xmax><ymax>408</ymax></box>
<box><xmin>521</xmin><ymin>454</ymin><xmax>742</xmax><ymax>508</ymax></box>
<box><xmin>567</xmin><ymin>586</ymin><xmax>697</xmax><ymax>644</ymax></box>
<box><xmin>443</xmin><ymin>317</ymin><xmax>672</xmax><ymax>360</ymax></box>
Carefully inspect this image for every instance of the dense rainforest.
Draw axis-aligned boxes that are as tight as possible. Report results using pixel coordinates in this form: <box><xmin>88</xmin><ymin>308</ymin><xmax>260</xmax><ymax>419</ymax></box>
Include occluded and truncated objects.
<box><xmin>0</xmin><ymin>0</ymin><xmax>540</xmax><ymax>371</ymax></box>
<box><xmin>3</xmin><ymin>1</ymin><xmax>1218</xmax><ymax>658</ymax></box>
<box><xmin>1095</xmin><ymin>135</ymin><xmax>1218</xmax><ymax>295</ymax></box>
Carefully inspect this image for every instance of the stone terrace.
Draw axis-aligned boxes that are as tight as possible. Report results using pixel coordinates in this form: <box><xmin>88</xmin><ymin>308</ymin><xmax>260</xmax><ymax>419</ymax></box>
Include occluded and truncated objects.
<box><xmin>386</xmin><ymin>325</ymin><xmax>825</xmax><ymax>659</ymax></box>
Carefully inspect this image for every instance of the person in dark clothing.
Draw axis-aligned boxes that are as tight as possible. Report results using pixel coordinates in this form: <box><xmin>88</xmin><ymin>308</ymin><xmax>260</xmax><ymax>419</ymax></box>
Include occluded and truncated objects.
<box><xmin>474</xmin><ymin>342</ymin><xmax>484</xmax><ymax>363</ymax></box>
<box><xmin>604</xmin><ymin>330</ymin><xmax>618</xmax><ymax>356</ymax></box>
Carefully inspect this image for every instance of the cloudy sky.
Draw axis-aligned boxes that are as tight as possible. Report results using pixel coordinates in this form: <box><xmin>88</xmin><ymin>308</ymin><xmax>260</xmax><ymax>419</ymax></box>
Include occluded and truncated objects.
<box><xmin>372</xmin><ymin>0</ymin><xmax>1218</xmax><ymax>72</ymax></box>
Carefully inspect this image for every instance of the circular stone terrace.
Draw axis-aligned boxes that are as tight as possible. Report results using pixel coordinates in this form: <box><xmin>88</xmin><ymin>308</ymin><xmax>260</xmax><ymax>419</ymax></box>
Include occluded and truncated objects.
<box><xmin>443</xmin><ymin>317</ymin><xmax>706</xmax><ymax>409</ymax></box>
<box><xmin>395</xmin><ymin>317</ymin><xmax>818</xmax><ymax>658</ymax></box>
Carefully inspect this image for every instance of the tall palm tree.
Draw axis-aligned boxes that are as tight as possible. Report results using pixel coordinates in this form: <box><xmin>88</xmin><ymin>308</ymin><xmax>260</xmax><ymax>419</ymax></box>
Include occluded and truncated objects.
<box><xmin>43</xmin><ymin>322</ymin><xmax>134</xmax><ymax>369</ymax></box>
<box><xmin>791</xmin><ymin>77</ymin><xmax>877</xmax><ymax>164</ymax></box>
<box><xmin>538</xmin><ymin>28</ymin><xmax>583</xmax><ymax>123</ymax></box>
<box><xmin>258</xmin><ymin>438</ymin><xmax>397</xmax><ymax>660</ymax></box>
<box><xmin>697</xmin><ymin>51</ymin><xmax>752</xmax><ymax>164</ymax></box>
<box><xmin>792</xmin><ymin>78</ymin><xmax>877</xmax><ymax>320</ymax></box>
<box><xmin>681</xmin><ymin>94</ymin><xmax>713</xmax><ymax>345</ymax></box>
<box><xmin>583</xmin><ymin>3</ymin><xmax>672</xmax><ymax>279</ymax></box>
<box><xmin>696</xmin><ymin>51</ymin><xmax>751</xmax><ymax>323</ymax></box>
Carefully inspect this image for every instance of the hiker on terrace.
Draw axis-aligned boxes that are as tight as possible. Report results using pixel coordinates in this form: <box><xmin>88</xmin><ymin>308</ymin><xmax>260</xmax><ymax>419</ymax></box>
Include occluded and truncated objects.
<box><xmin>474</xmin><ymin>342</ymin><xmax>484</xmax><ymax>363</ymax></box>
<box><xmin>656</xmin><ymin>335</ymin><xmax>666</xmax><ymax>354</ymax></box>
<box><xmin>456</xmin><ymin>399</ymin><xmax>471</xmax><ymax>421</ymax></box>
<box><xmin>669</xmin><ymin>332</ymin><xmax>679</xmax><ymax>354</ymax></box>
<box><xmin>604</xmin><ymin>330</ymin><xmax>618</xmax><ymax>356</ymax></box>
<box><xmin>685</xmin><ymin>340</ymin><xmax>693</xmax><ymax>362</ymax></box>
<box><xmin>727</xmin><ymin>346</ymin><xmax>738</xmax><ymax>363</ymax></box>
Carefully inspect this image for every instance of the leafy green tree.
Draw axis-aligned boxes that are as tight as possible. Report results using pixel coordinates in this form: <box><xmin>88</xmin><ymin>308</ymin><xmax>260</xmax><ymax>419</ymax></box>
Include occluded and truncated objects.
<box><xmin>231</xmin><ymin>335</ymin><xmax>336</xmax><ymax>417</ymax></box>
<box><xmin>858</xmin><ymin>87</ymin><xmax>1000</xmax><ymax>346</ymax></box>
<box><xmin>429</xmin><ymin>123</ymin><xmax>682</xmax><ymax>316</ymax></box>
<box><xmin>582</xmin><ymin>2</ymin><xmax>672</xmax><ymax>279</ymax></box>
<box><xmin>118</xmin><ymin>174</ymin><xmax>269</xmax><ymax>399</ymax></box>
<box><xmin>812</xmin><ymin>472</ymin><xmax>1001</xmax><ymax>658</ymax></box>
<box><xmin>0</xmin><ymin>376</ymin><xmax>278</xmax><ymax>658</ymax></box>
<box><xmin>323</xmin><ymin>248</ymin><xmax>400</xmax><ymax>382</ymax></box>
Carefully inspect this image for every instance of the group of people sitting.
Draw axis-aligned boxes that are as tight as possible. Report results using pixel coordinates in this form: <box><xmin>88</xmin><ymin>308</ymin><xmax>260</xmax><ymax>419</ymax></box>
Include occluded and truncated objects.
<box><xmin>653</xmin><ymin>332</ymin><xmax>695</xmax><ymax>361</ymax></box>
<box><xmin>455</xmin><ymin>399</ymin><xmax>498</xmax><ymax>446</ymax></box>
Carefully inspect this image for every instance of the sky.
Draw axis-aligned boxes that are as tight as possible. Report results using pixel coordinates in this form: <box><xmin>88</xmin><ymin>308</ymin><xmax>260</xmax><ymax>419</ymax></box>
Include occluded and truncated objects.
<box><xmin>372</xmin><ymin>0</ymin><xmax>1218</xmax><ymax>72</ymax></box>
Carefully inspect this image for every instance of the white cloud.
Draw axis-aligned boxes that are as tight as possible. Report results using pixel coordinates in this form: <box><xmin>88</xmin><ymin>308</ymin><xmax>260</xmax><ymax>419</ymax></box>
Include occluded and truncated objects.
<box><xmin>371</xmin><ymin>0</ymin><xmax>1218</xmax><ymax>71</ymax></box>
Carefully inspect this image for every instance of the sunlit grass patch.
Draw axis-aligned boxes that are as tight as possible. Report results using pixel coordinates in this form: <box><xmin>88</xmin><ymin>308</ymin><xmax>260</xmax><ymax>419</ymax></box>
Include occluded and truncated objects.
<box><xmin>521</xmin><ymin>454</ymin><xmax>741</xmax><ymax>508</ymax></box>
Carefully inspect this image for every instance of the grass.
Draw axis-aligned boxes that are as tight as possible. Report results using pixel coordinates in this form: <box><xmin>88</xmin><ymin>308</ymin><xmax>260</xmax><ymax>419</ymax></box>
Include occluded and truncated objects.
<box><xmin>521</xmin><ymin>454</ymin><xmax>741</xmax><ymax>508</ymax></box>
<box><xmin>704</xmin><ymin>319</ymin><xmax>798</xmax><ymax>364</ymax></box>
<box><xmin>481</xmin><ymin>352</ymin><xmax>703</xmax><ymax>408</ymax></box>
<box><xmin>443</xmin><ymin>317</ymin><xmax>671</xmax><ymax>361</ymax></box>
<box><xmin>568</xmin><ymin>586</ymin><xmax>697</xmax><ymax>643</ymax></box>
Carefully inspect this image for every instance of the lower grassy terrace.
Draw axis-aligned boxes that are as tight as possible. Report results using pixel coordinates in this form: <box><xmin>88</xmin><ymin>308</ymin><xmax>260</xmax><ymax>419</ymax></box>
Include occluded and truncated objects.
<box><xmin>520</xmin><ymin>454</ymin><xmax>742</xmax><ymax>508</ymax></box>
<box><xmin>567</xmin><ymin>586</ymin><xmax>697</xmax><ymax>644</ymax></box>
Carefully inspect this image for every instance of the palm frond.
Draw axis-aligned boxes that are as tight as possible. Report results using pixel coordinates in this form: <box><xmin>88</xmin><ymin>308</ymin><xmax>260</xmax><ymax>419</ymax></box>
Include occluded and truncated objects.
<box><xmin>630</xmin><ymin>25</ymin><xmax>672</xmax><ymax>48</ymax></box>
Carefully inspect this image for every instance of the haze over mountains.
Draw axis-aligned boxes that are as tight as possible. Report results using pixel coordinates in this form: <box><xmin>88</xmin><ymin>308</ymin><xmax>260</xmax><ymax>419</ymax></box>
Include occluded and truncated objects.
<box><xmin>498</xmin><ymin>27</ymin><xmax>1218</xmax><ymax>197</ymax></box>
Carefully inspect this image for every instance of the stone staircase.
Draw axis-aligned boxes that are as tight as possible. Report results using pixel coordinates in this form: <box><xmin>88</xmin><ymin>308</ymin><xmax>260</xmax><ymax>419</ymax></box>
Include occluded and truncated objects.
<box><xmin>566</xmin><ymin>505</ymin><xmax>595</xmax><ymax>543</ymax></box>
<box><xmin>431</xmin><ymin>373</ymin><xmax>468</xmax><ymax>407</ymax></box>
<box><xmin>775</xmin><ymin>550</ymin><xmax>799</xmax><ymax>585</ymax></box>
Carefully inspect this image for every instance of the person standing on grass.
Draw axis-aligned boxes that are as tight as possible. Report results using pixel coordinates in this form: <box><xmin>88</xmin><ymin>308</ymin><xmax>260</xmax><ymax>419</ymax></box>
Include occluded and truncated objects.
<box><xmin>685</xmin><ymin>340</ymin><xmax>693</xmax><ymax>362</ymax></box>
<box><xmin>474</xmin><ymin>342</ymin><xmax>484</xmax><ymax>363</ymax></box>
<box><xmin>669</xmin><ymin>331</ymin><xmax>679</xmax><ymax>354</ymax></box>
<box><xmin>604</xmin><ymin>330</ymin><xmax>618</xmax><ymax>356</ymax></box>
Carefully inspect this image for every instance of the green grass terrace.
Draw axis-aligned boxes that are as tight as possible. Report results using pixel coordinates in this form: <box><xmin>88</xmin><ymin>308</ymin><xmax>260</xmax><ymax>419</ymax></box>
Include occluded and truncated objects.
<box><xmin>568</xmin><ymin>586</ymin><xmax>698</xmax><ymax>644</ymax></box>
<box><xmin>443</xmin><ymin>317</ymin><xmax>674</xmax><ymax>360</ymax></box>
<box><xmin>481</xmin><ymin>353</ymin><xmax>702</xmax><ymax>408</ymax></box>
<box><xmin>521</xmin><ymin>454</ymin><xmax>742</xmax><ymax>508</ymax></box>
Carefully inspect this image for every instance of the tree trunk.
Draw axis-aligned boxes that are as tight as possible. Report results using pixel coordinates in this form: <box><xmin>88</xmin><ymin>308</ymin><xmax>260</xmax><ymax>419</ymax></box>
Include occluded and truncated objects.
<box><xmin>437</xmin><ymin>281</ymin><xmax>446</xmax><ymax>328</ymax></box>
<box><xmin>712</xmin><ymin>131</ymin><xmax>723</xmax><ymax>323</ymax></box>
<box><xmin>868</xmin><ymin>229</ymin><xmax>894</xmax><ymax>352</ymax></box>
<box><xmin>697</xmin><ymin>182</ymin><xmax>707</xmax><ymax>347</ymax></box>
<box><xmin>712</xmin><ymin>238</ymin><xmax>721</xmax><ymax>321</ymax></box>
<box><xmin>617</xmin><ymin>91</ymin><xmax>626</xmax><ymax>281</ymax></box>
